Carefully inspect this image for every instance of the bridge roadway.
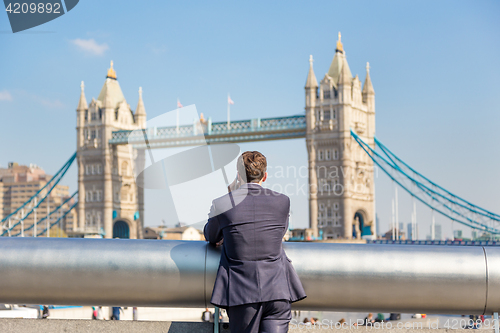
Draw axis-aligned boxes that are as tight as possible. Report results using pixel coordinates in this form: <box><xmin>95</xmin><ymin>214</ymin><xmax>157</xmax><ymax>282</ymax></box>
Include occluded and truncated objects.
<box><xmin>109</xmin><ymin>115</ymin><xmax>307</xmax><ymax>148</ymax></box>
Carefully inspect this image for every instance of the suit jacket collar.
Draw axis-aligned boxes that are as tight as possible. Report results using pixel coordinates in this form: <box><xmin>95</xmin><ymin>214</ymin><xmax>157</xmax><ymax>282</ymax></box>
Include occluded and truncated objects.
<box><xmin>239</xmin><ymin>182</ymin><xmax>262</xmax><ymax>190</ymax></box>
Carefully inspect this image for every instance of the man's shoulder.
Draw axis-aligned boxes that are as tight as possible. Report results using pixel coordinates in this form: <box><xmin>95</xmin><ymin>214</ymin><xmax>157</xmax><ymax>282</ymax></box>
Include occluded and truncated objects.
<box><xmin>212</xmin><ymin>185</ymin><xmax>289</xmax><ymax>207</ymax></box>
<box><xmin>259</xmin><ymin>187</ymin><xmax>290</xmax><ymax>202</ymax></box>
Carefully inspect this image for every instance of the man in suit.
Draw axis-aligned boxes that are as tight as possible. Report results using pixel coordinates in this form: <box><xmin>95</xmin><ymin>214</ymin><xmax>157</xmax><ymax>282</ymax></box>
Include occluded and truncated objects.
<box><xmin>204</xmin><ymin>151</ymin><xmax>306</xmax><ymax>333</ymax></box>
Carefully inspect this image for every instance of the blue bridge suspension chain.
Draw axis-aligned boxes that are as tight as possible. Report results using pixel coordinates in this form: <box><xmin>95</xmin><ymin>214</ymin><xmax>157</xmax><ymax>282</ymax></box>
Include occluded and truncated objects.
<box><xmin>351</xmin><ymin>130</ymin><xmax>500</xmax><ymax>234</ymax></box>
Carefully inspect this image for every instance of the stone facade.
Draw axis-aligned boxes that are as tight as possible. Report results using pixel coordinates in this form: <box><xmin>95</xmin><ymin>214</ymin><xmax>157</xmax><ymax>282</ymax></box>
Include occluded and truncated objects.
<box><xmin>76</xmin><ymin>62</ymin><xmax>146</xmax><ymax>239</ymax></box>
<box><xmin>305</xmin><ymin>33</ymin><xmax>376</xmax><ymax>240</ymax></box>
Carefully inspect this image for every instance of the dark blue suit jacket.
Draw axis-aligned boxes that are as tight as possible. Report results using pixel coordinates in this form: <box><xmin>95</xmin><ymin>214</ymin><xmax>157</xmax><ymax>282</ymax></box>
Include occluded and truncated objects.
<box><xmin>204</xmin><ymin>183</ymin><xmax>306</xmax><ymax>308</ymax></box>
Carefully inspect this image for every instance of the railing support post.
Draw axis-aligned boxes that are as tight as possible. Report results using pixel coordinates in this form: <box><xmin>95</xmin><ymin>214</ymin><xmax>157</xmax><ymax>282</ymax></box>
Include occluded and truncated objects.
<box><xmin>494</xmin><ymin>312</ymin><xmax>499</xmax><ymax>333</ymax></box>
<box><xmin>214</xmin><ymin>306</ymin><xmax>220</xmax><ymax>333</ymax></box>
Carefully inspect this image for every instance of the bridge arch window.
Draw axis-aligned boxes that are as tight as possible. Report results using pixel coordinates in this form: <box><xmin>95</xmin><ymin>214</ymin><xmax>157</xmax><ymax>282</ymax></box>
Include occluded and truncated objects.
<box><xmin>86</xmin><ymin>191</ymin><xmax>92</xmax><ymax>202</ymax></box>
<box><xmin>97</xmin><ymin>164</ymin><xmax>102</xmax><ymax>174</ymax></box>
<box><xmin>334</xmin><ymin>212</ymin><xmax>341</xmax><ymax>226</ymax></box>
<box><xmin>327</xmin><ymin>207</ymin><xmax>333</xmax><ymax>218</ymax></box>
<box><xmin>319</xmin><ymin>203</ymin><xmax>325</xmax><ymax>211</ymax></box>
<box><xmin>318</xmin><ymin>150</ymin><xmax>324</xmax><ymax>161</ymax></box>
<box><xmin>334</xmin><ymin>202</ymin><xmax>339</xmax><ymax>210</ymax></box>
<box><xmin>323</xmin><ymin>89</ymin><xmax>331</xmax><ymax>99</ymax></box>
<box><xmin>333</xmin><ymin>149</ymin><xmax>339</xmax><ymax>160</ymax></box>
<box><xmin>323</xmin><ymin>110</ymin><xmax>331</xmax><ymax>120</ymax></box>
<box><xmin>325</xmin><ymin>150</ymin><xmax>331</xmax><ymax>160</ymax></box>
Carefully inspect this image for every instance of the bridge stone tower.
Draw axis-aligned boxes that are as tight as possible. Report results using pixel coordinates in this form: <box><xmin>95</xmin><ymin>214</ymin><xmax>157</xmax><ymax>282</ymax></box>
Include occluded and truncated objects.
<box><xmin>305</xmin><ymin>33</ymin><xmax>375</xmax><ymax>240</ymax></box>
<box><xmin>76</xmin><ymin>62</ymin><xmax>146</xmax><ymax>239</ymax></box>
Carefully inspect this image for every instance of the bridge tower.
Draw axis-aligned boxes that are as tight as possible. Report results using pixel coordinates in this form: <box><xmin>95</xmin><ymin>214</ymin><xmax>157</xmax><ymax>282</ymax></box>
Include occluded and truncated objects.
<box><xmin>305</xmin><ymin>33</ymin><xmax>375</xmax><ymax>240</ymax></box>
<box><xmin>76</xmin><ymin>62</ymin><xmax>146</xmax><ymax>239</ymax></box>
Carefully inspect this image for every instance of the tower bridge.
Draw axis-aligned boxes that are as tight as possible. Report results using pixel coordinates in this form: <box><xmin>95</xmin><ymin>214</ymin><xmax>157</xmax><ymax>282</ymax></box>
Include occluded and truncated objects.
<box><xmin>3</xmin><ymin>33</ymin><xmax>499</xmax><ymax>242</ymax></box>
<box><xmin>72</xmin><ymin>33</ymin><xmax>376</xmax><ymax>240</ymax></box>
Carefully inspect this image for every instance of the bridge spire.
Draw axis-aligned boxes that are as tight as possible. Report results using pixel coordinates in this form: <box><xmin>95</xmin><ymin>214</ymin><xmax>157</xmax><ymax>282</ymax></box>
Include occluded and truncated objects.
<box><xmin>135</xmin><ymin>87</ymin><xmax>146</xmax><ymax>127</ymax></box>
<box><xmin>98</xmin><ymin>61</ymin><xmax>126</xmax><ymax>109</ymax></box>
<box><xmin>106</xmin><ymin>60</ymin><xmax>117</xmax><ymax>80</ymax></box>
<box><xmin>77</xmin><ymin>81</ymin><xmax>88</xmax><ymax>111</ymax></box>
<box><xmin>328</xmin><ymin>32</ymin><xmax>352</xmax><ymax>88</ymax></box>
<box><xmin>336</xmin><ymin>32</ymin><xmax>343</xmax><ymax>53</ymax></box>
<box><xmin>305</xmin><ymin>55</ymin><xmax>318</xmax><ymax>88</ymax></box>
<box><xmin>362</xmin><ymin>62</ymin><xmax>375</xmax><ymax>95</ymax></box>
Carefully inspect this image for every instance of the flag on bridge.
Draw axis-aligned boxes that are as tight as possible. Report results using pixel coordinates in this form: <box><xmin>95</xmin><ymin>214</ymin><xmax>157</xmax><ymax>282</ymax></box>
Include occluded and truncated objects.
<box><xmin>227</xmin><ymin>94</ymin><xmax>234</xmax><ymax>126</ymax></box>
<box><xmin>177</xmin><ymin>99</ymin><xmax>183</xmax><ymax>108</ymax></box>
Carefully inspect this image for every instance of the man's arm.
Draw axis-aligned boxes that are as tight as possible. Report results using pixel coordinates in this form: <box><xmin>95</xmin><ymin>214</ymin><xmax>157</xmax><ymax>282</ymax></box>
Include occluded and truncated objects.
<box><xmin>204</xmin><ymin>201</ymin><xmax>223</xmax><ymax>244</ymax></box>
<box><xmin>284</xmin><ymin>196</ymin><xmax>291</xmax><ymax>235</ymax></box>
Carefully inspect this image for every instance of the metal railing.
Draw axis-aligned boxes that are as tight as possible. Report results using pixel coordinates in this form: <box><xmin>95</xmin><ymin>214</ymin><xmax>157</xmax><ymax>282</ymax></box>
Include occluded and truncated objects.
<box><xmin>0</xmin><ymin>238</ymin><xmax>499</xmax><ymax>314</ymax></box>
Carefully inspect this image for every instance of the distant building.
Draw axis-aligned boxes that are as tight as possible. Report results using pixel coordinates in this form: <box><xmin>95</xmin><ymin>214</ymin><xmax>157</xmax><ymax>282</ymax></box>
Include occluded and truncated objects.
<box><xmin>144</xmin><ymin>226</ymin><xmax>204</xmax><ymax>241</ymax></box>
<box><xmin>0</xmin><ymin>162</ymin><xmax>76</xmax><ymax>236</ymax></box>
<box><xmin>289</xmin><ymin>228</ymin><xmax>315</xmax><ymax>241</ymax></box>
<box><xmin>381</xmin><ymin>228</ymin><xmax>405</xmax><ymax>240</ymax></box>
<box><xmin>430</xmin><ymin>223</ymin><xmax>442</xmax><ymax>240</ymax></box>
<box><xmin>453</xmin><ymin>230</ymin><xmax>463</xmax><ymax>239</ymax></box>
<box><xmin>406</xmin><ymin>223</ymin><xmax>412</xmax><ymax>240</ymax></box>
<box><xmin>406</xmin><ymin>222</ymin><xmax>419</xmax><ymax>240</ymax></box>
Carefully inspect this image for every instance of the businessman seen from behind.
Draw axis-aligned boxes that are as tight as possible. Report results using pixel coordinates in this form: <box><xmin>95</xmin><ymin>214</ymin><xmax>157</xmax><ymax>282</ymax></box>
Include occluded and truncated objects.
<box><xmin>204</xmin><ymin>151</ymin><xmax>306</xmax><ymax>333</ymax></box>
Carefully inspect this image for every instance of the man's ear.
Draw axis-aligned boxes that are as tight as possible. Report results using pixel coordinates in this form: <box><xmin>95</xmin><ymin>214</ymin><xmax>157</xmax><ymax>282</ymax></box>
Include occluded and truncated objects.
<box><xmin>261</xmin><ymin>172</ymin><xmax>268</xmax><ymax>183</ymax></box>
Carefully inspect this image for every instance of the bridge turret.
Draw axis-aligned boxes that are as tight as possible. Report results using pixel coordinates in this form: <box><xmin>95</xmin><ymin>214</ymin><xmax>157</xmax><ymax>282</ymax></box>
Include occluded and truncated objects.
<box><xmin>305</xmin><ymin>55</ymin><xmax>318</xmax><ymax>130</ymax></box>
<box><xmin>305</xmin><ymin>55</ymin><xmax>319</xmax><ymax>238</ymax></box>
<box><xmin>135</xmin><ymin>87</ymin><xmax>146</xmax><ymax>128</ymax></box>
<box><xmin>362</xmin><ymin>62</ymin><xmax>375</xmax><ymax>111</ymax></box>
<box><xmin>76</xmin><ymin>81</ymin><xmax>88</xmax><ymax>148</ymax></box>
<box><xmin>362</xmin><ymin>62</ymin><xmax>375</xmax><ymax>140</ymax></box>
<box><xmin>337</xmin><ymin>55</ymin><xmax>352</xmax><ymax>106</ymax></box>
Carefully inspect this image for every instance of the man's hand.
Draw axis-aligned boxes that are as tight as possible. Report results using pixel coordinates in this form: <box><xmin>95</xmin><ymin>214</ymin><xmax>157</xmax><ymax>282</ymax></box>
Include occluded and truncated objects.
<box><xmin>228</xmin><ymin>177</ymin><xmax>240</xmax><ymax>193</ymax></box>
<box><xmin>216</xmin><ymin>239</ymin><xmax>224</xmax><ymax>247</ymax></box>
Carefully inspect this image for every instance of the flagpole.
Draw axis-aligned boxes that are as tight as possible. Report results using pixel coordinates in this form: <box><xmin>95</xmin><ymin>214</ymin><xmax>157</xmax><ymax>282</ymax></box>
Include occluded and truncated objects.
<box><xmin>227</xmin><ymin>93</ymin><xmax>230</xmax><ymax>129</ymax></box>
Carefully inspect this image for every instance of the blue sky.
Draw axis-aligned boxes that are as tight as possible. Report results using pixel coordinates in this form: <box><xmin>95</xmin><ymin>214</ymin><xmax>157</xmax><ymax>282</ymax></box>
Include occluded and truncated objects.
<box><xmin>1</xmin><ymin>0</ymin><xmax>499</xmax><ymax>238</ymax></box>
